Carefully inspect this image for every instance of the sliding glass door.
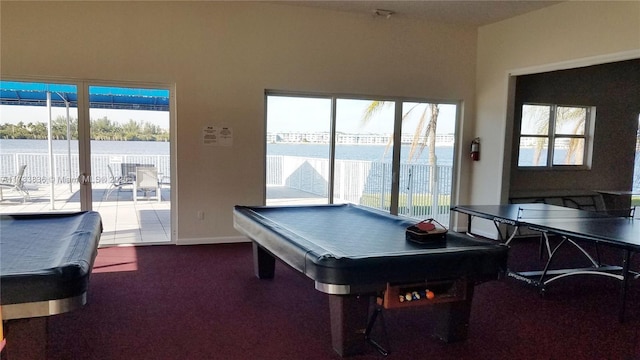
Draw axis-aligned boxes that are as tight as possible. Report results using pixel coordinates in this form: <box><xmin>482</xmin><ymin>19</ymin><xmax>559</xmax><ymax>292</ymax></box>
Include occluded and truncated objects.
<box><xmin>266</xmin><ymin>95</ymin><xmax>332</xmax><ymax>205</ymax></box>
<box><xmin>265</xmin><ymin>92</ymin><xmax>458</xmax><ymax>226</ymax></box>
<box><xmin>0</xmin><ymin>80</ymin><xmax>81</xmax><ymax>212</ymax></box>
<box><xmin>1</xmin><ymin>80</ymin><xmax>173</xmax><ymax>245</ymax></box>
<box><xmin>333</xmin><ymin>99</ymin><xmax>395</xmax><ymax>209</ymax></box>
<box><xmin>89</xmin><ymin>85</ymin><xmax>172</xmax><ymax>245</ymax></box>
<box><xmin>398</xmin><ymin>102</ymin><xmax>457</xmax><ymax>224</ymax></box>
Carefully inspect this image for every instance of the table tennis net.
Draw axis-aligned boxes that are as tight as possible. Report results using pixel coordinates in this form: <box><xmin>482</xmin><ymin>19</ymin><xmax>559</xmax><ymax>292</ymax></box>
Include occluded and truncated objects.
<box><xmin>516</xmin><ymin>206</ymin><xmax>636</xmax><ymax>220</ymax></box>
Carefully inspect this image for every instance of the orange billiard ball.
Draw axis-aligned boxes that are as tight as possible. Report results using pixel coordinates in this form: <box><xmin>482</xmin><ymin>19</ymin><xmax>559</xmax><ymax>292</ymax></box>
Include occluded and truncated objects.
<box><xmin>426</xmin><ymin>290</ymin><xmax>435</xmax><ymax>300</ymax></box>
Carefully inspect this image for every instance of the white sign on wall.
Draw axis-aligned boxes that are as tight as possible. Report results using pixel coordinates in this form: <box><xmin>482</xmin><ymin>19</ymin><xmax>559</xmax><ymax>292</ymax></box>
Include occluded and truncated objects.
<box><xmin>203</xmin><ymin>125</ymin><xmax>233</xmax><ymax>146</ymax></box>
<box><xmin>218</xmin><ymin>127</ymin><xmax>233</xmax><ymax>146</ymax></box>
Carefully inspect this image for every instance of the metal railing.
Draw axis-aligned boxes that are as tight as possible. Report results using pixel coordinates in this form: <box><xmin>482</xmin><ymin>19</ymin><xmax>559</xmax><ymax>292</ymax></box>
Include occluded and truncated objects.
<box><xmin>267</xmin><ymin>155</ymin><xmax>452</xmax><ymax>223</ymax></box>
<box><xmin>0</xmin><ymin>153</ymin><xmax>170</xmax><ymax>186</ymax></box>
<box><xmin>2</xmin><ymin>153</ymin><xmax>452</xmax><ymax>223</ymax></box>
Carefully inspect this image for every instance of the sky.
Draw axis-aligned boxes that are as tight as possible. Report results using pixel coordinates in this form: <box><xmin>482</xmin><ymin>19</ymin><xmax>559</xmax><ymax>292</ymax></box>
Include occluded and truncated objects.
<box><xmin>1</xmin><ymin>97</ymin><xmax>458</xmax><ymax>135</ymax></box>
<box><xmin>266</xmin><ymin>96</ymin><xmax>457</xmax><ymax>135</ymax></box>
<box><xmin>1</xmin><ymin>81</ymin><xmax>458</xmax><ymax>136</ymax></box>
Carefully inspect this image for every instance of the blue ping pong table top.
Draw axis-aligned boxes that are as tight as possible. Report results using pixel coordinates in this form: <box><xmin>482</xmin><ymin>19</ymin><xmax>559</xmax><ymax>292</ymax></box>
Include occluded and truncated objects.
<box><xmin>452</xmin><ymin>204</ymin><xmax>640</xmax><ymax>251</ymax></box>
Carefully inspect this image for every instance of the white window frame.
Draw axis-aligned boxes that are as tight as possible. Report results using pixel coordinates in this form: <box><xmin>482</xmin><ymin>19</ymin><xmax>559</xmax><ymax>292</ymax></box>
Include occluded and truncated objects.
<box><xmin>264</xmin><ymin>90</ymin><xmax>460</xmax><ymax>224</ymax></box>
<box><xmin>517</xmin><ymin>103</ymin><xmax>595</xmax><ymax>169</ymax></box>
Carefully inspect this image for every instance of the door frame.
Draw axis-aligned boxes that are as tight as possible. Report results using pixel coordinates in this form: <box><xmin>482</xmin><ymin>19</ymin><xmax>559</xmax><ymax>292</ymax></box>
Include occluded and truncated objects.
<box><xmin>83</xmin><ymin>79</ymin><xmax>177</xmax><ymax>243</ymax></box>
<box><xmin>1</xmin><ymin>75</ymin><xmax>177</xmax><ymax>242</ymax></box>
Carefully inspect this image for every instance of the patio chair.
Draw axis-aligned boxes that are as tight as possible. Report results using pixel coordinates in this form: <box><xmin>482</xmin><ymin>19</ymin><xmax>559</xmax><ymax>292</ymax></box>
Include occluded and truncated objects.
<box><xmin>121</xmin><ymin>163</ymin><xmax>138</xmax><ymax>184</ymax></box>
<box><xmin>105</xmin><ymin>164</ymin><xmax>133</xmax><ymax>200</ymax></box>
<box><xmin>121</xmin><ymin>163</ymin><xmax>155</xmax><ymax>183</ymax></box>
<box><xmin>134</xmin><ymin>166</ymin><xmax>161</xmax><ymax>202</ymax></box>
<box><xmin>0</xmin><ymin>164</ymin><xmax>30</xmax><ymax>202</ymax></box>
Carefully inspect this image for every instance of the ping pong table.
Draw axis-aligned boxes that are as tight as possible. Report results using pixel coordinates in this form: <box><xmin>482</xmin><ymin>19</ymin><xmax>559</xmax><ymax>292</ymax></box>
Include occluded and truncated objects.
<box><xmin>451</xmin><ymin>203</ymin><xmax>639</xmax><ymax>322</ymax></box>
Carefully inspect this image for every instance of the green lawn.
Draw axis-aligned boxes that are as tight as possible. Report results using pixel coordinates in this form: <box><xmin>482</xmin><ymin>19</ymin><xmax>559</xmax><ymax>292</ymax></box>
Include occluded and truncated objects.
<box><xmin>359</xmin><ymin>193</ymin><xmax>451</xmax><ymax>215</ymax></box>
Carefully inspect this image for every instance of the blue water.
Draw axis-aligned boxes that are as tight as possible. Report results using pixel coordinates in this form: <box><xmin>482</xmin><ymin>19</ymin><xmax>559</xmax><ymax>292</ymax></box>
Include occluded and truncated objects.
<box><xmin>268</xmin><ymin>143</ymin><xmax>454</xmax><ymax>165</ymax></box>
<box><xmin>1</xmin><ymin>139</ymin><xmax>452</xmax><ymax>163</ymax></box>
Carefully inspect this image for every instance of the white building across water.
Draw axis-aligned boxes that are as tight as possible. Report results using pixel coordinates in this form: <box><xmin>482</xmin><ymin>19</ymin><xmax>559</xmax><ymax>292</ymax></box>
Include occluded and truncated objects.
<box><xmin>267</xmin><ymin>132</ymin><xmax>455</xmax><ymax>146</ymax></box>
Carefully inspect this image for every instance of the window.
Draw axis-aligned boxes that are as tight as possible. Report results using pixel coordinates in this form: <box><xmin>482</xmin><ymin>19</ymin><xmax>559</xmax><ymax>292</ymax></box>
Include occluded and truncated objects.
<box><xmin>265</xmin><ymin>92</ymin><xmax>459</xmax><ymax>225</ymax></box>
<box><xmin>518</xmin><ymin>103</ymin><xmax>593</xmax><ymax>167</ymax></box>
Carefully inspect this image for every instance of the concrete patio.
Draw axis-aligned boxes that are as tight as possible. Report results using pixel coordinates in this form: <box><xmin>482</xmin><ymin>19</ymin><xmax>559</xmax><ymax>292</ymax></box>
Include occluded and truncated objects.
<box><xmin>0</xmin><ymin>183</ymin><xmax>171</xmax><ymax>247</ymax></box>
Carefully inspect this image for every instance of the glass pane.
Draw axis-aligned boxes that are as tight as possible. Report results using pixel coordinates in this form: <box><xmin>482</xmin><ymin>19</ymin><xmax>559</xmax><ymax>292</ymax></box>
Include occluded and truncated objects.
<box><xmin>333</xmin><ymin>99</ymin><xmax>394</xmax><ymax>209</ymax></box>
<box><xmin>553</xmin><ymin>138</ymin><xmax>584</xmax><ymax>165</ymax></box>
<box><xmin>521</xmin><ymin>104</ymin><xmax>550</xmax><ymax>135</ymax></box>
<box><xmin>90</xmin><ymin>86</ymin><xmax>171</xmax><ymax>246</ymax></box>
<box><xmin>555</xmin><ymin>106</ymin><xmax>586</xmax><ymax>135</ymax></box>
<box><xmin>518</xmin><ymin>137</ymin><xmax>548</xmax><ymax>166</ymax></box>
<box><xmin>0</xmin><ymin>81</ymin><xmax>80</xmax><ymax>213</ymax></box>
<box><xmin>398</xmin><ymin>102</ymin><xmax>456</xmax><ymax>225</ymax></box>
<box><xmin>266</xmin><ymin>95</ymin><xmax>331</xmax><ymax>205</ymax></box>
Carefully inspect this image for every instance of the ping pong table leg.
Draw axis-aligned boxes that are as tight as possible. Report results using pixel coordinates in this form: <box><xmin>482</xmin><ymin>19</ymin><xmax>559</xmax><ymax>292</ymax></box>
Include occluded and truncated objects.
<box><xmin>618</xmin><ymin>250</ymin><xmax>631</xmax><ymax>323</ymax></box>
<box><xmin>492</xmin><ymin>220</ymin><xmax>519</xmax><ymax>245</ymax></box>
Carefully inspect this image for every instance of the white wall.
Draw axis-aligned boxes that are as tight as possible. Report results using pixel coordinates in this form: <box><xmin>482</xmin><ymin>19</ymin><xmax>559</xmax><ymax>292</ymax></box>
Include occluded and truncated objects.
<box><xmin>470</xmin><ymin>1</ymin><xmax>640</xmax><ymax>237</ymax></box>
<box><xmin>1</xmin><ymin>2</ymin><xmax>478</xmax><ymax>243</ymax></box>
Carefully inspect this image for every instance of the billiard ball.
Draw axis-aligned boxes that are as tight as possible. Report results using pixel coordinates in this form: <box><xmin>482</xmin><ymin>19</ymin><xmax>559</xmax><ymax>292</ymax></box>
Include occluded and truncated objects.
<box><xmin>426</xmin><ymin>290</ymin><xmax>435</xmax><ymax>300</ymax></box>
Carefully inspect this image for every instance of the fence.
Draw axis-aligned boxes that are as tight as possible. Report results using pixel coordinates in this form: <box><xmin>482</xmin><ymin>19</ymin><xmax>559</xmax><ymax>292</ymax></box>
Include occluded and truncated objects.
<box><xmin>2</xmin><ymin>153</ymin><xmax>452</xmax><ymax>223</ymax></box>
<box><xmin>267</xmin><ymin>155</ymin><xmax>453</xmax><ymax>223</ymax></box>
<box><xmin>0</xmin><ymin>153</ymin><xmax>170</xmax><ymax>186</ymax></box>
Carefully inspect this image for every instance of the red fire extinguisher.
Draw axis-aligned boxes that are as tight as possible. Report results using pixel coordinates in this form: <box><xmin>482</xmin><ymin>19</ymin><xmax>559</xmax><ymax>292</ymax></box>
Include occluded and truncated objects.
<box><xmin>470</xmin><ymin>137</ymin><xmax>480</xmax><ymax>161</ymax></box>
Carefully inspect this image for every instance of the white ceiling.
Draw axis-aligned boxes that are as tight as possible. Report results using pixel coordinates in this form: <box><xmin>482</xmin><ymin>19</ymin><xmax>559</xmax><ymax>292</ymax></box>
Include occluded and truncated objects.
<box><xmin>275</xmin><ymin>1</ymin><xmax>562</xmax><ymax>26</ymax></box>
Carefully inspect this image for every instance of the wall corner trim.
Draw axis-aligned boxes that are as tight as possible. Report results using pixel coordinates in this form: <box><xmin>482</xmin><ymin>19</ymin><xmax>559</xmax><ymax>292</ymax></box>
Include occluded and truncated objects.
<box><xmin>508</xmin><ymin>49</ymin><xmax>640</xmax><ymax>77</ymax></box>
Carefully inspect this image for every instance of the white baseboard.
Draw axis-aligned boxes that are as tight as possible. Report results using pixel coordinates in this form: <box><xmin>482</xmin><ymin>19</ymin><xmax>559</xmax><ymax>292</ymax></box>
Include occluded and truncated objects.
<box><xmin>177</xmin><ymin>235</ymin><xmax>250</xmax><ymax>246</ymax></box>
<box><xmin>452</xmin><ymin>221</ymin><xmax>499</xmax><ymax>240</ymax></box>
<box><xmin>464</xmin><ymin>218</ymin><xmax>500</xmax><ymax>240</ymax></box>
<box><xmin>467</xmin><ymin>228</ymin><xmax>498</xmax><ymax>240</ymax></box>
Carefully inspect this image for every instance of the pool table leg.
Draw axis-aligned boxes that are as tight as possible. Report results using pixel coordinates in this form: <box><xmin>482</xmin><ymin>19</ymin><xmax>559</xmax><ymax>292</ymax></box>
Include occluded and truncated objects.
<box><xmin>430</xmin><ymin>282</ymin><xmax>474</xmax><ymax>342</ymax></box>
<box><xmin>252</xmin><ymin>242</ymin><xmax>275</xmax><ymax>279</ymax></box>
<box><xmin>328</xmin><ymin>294</ymin><xmax>369</xmax><ymax>357</ymax></box>
<box><xmin>4</xmin><ymin>317</ymin><xmax>47</xmax><ymax>360</ymax></box>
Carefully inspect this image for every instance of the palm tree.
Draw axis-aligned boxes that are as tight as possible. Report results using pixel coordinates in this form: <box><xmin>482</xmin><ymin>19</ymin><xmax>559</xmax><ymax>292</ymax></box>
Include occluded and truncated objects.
<box><xmin>556</xmin><ymin>106</ymin><xmax>586</xmax><ymax>165</ymax></box>
<box><xmin>361</xmin><ymin>101</ymin><xmax>439</xmax><ymax>164</ymax></box>
<box><xmin>362</xmin><ymin>101</ymin><xmax>440</xmax><ymax>216</ymax></box>
<box><xmin>122</xmin><ymin>119</ymin><xmax>142</xmax><ymax>140</ymax></box>
<box><xmin>523</xmin><ymin>105</ymin><xmax>586</xmax><ymax>166</ymax></box>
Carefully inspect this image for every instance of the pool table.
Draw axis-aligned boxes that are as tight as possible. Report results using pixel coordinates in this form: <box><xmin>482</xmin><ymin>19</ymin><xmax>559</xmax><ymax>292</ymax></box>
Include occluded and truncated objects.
<box><xmin>233</xmin><ymin>204</ymin><xmax>508</xmax><ymax>356</ymax></box>
<box><xmin>0</xmin><ymin>211</ymin><xmax>103</xmax><ymax>360</ymax></box>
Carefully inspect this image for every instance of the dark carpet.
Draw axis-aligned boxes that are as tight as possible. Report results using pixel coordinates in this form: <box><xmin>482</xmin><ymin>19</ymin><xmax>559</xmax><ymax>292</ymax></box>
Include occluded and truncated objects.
<box><xmin>46</xmin><ymin>238</ymin><xmax>640</xmax><ymax>359</ymax></box>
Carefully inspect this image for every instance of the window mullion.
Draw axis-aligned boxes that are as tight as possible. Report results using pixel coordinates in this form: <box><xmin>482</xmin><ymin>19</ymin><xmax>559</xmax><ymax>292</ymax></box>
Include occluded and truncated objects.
<box><xmin>547</xmin><ymin>105</ymin><xmax>557</xmax><ymax>167</ymax></box>
<box><xmin>389</xmin><ymin>101</ymin><xmax>403</xmax><ymax>215</ymax></box>
<box><xmin>328</xmin><ymin>97</ymin><xmax>337</xmax><ymax>204</ymax></box>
